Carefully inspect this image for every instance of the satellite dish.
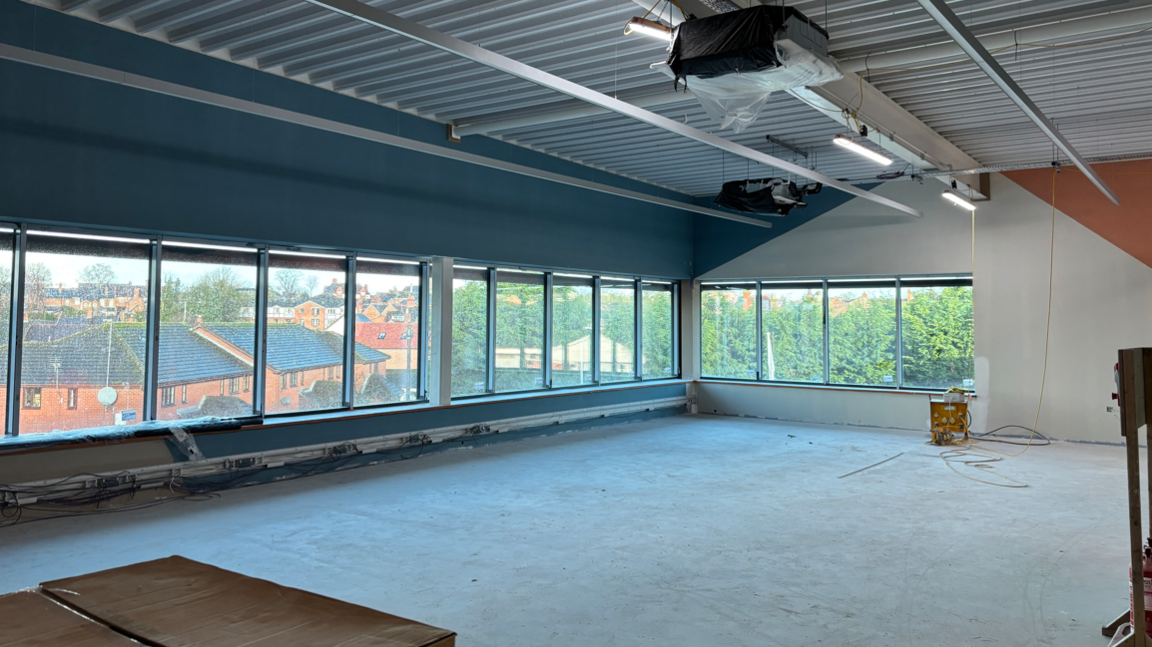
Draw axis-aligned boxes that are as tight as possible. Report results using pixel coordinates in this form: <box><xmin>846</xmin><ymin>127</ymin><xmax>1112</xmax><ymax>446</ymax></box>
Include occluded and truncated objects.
<box><xmin>97</xmin><ymin>387</ymin><xmax>118</xmax><ymax>406</ymax></box>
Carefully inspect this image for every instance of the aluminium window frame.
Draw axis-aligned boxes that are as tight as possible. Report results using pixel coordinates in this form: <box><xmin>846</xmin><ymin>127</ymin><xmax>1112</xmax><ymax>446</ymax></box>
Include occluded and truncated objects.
<box><xmin>0</xmin><ymin>223</ymin><xmax>430</xmax><ymax>437</ymax></box>
<box><xmin>450</xmin><ymin>263</ymin><xmax>682</xmax><ymax>402</ymax></box>
<box><xmin>701</xmin><ymin>274</ymin><xmax>973</xmax><ymax>392</ymax></box>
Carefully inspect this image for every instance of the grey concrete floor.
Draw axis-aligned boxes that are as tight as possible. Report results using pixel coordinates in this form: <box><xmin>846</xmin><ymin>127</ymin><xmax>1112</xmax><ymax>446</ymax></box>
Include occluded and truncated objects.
<box><xmin>0</xmin><ymin>414</ymin><xmax>1133</xmax><ymax>646</ymax></box>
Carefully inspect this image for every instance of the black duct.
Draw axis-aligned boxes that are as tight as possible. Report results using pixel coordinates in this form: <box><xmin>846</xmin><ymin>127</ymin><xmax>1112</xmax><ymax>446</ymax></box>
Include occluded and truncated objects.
<box><xmin>713</xmin><ymin>178</ymin><xmax>823</xmax><ymax>216</ymax></box>
<box><xmin>667</xmin><ymin>5</ymin><xmax>828</xmax><ymax>86</ymax></box>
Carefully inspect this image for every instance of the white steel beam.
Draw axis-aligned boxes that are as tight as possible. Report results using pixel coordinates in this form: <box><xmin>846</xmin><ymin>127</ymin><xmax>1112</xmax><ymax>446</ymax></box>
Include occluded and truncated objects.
<box><xmin>915</xmin><ymin>0</ymin><xmax>1120</xmax><ymax>205</ymax></box>
<box><xmin>838</xmin><ymin>7</ymin><xmax>1152</xmax><ymax>74</ymax></box>
<box><xmin>0</xmin><ymin>42</ymin><xmax>775</xmax><ymax>229</ymax></box>
<box><xmin>304</xmin><ymin>0</ymin><xmax>923</xmax><ymax>217</ymax></box>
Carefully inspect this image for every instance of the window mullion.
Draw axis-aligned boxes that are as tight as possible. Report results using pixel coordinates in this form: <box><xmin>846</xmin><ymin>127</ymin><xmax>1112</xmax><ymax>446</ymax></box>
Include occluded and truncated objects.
<box><xmin>5</xmin><ymin>225</ymin><xmax>27</xmax><ymax>437</ymax></box>
<box><xmin>895</xmin><ymin>277</ymin><xmax>903</xmax><ymax>389</ymax></box>
<box><xmin>342</xmin><ymin>256</ymin><xmax>357</xmax><ymax>409</ymax></box>
<box><xmin>544</xmin><ymin>272</ymin><xmax>554</xmax><ymax>388</ymax></box>
<box><xmin>822</xmin><ymin>279</ymin><xmax>830</xmax><ymax>385</ymax></box>
<box><xmin>634</xmin><ymin>279</ymin><xmax>642</xmax><ymax>381</ymax></box>
<box><xmin>755</xmin><ymin>281</ymin><xmax>763</xmax><ymax>381</ymax></box>
<box><xmin>252</xmin><ymin>248</ymin><xmax>269</xmax><ymax>417</ymax></box>
<box><xmin>142</xmin><ymin>236</ymin><xmax>163</xmax><ymax>421</ymax></box>
<box><xmin>592</xmin><ymin>277</ymin><xmax>601</xmax><ymax>385</ymax></box>
<box><xmin>418</xmin><ymin>262</ymin><xmax>430</xmax><ymax>400</ymax></box>
<box><xmin>486</xmin><ymin>267</ymin><xmax>496</xmax><ymax>394</ymax></box>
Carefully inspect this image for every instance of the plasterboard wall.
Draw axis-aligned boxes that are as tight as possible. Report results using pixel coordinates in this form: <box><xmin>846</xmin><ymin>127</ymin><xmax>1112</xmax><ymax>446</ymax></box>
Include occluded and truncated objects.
<box><xmin>700</xmin><ymin>173</ymin><xmax>1152</xmax><ymax>443</ymax></box>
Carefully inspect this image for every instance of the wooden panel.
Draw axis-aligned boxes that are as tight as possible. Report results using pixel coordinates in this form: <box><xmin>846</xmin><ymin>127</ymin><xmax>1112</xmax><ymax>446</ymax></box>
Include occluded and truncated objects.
<box><xmin>0</xmin><ymin>591</ymin><xmax>139</xmax><ymax>647</ymax></box>
<box><xmin>41</xmin><ymin>556</ymin><xmax>455</xmax><ymax>647</ymax></box>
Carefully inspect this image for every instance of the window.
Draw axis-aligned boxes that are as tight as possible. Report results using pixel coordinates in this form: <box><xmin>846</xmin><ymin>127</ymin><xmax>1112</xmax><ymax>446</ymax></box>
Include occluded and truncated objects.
<box><xmin>67</xmin><ymin>388</ymin><xmax>78</xmax><ymax>410</ymax></box>
<box><xmin>495</xmin><ymin>270</ymin><xmax>545</xmax><ymax>393</ymax></box>
<box><xmin>900</xmin><ymin>278</ymin><xmax>974</xmax><ymax>390</ymax></box>
<box><xmin>19</xmin><ymin>232</ymin><xmax>150</xmax><ymax>435</ymax></box>
<box><xmin>229</xmin><ymin>377</ymin><xmax>240</xmax><ymax>394</ymax></box>
<box><xmin>761</xmin><ymin>283</ymin><xmax>824</xmax><ymax>383</ymax></box>
<box><xmin>0</xmin><ymin>231</ymin><xmax>10</xmax><ymax>431</ymax></box>
<box><xmin>828</xmin><ymin>281</ymin><xmax>897</xmax><ymax>387</ymax></box>
<box><xmin>552</xmin><ymin>274</ymin><xmax>594</xmax><ymax>388</ymax></box>
<box><xmin>452</xmin><ymin>266</ymin><xmax>489</xmax><ymax>397</ymax></box>
<box><xmin>266</xmin><ymin>252</ymin><xmax>346</xmax><ymax>414</ymax></box>
<box><xmin>161</xmin><ymin>387</ymin><xmax>175</xmax><ymax>407</ymax></box>
<box><xmin>641</xmin><ymin>282</ymin><xmax>675</xmax><ymax>379</ymax></box>
<box><xmin>22</xmin><ymin>388</ymin><xmax>41</xmax><ymax>410</ymax></box>
<box><xmin>158</xmin><ymin>242</ymin><xmax>257</xmax><ymax>421</ymax></box>
<box><xmin>701</xmin><ymin>276</ymin><xmax>971</xmax><ymax>391</ymax></box>
<box><xmin>327</xmin><ymin>367</ymin><xmax>334</xmax><ymax>380</ymax></box>
<box><xmin>701</xmin><ymin>283</ymin><xmax>758</xmax><ymax>380</ymax></box>
<box><xmin>243</xmin><ymin>376</ymin><xmax>250</xmax><ymax>392</ymax></box>
<box><xmin>280</xmin><ymin>374</ymin><xmax>287</xmax><ymax>389</ymax></box>
<box><xmin>352</xmin><ymin>258</ymin><xmax>422</xmax><ymax>405</ymax></box>
<box><xmin>289</xmin><ymin>372</ymin><xmax>299</xmax><ymax>388</ymax></box>
<box><xmin>599</xmin><ymin>278</ymin><xmax>636</xmax><ymax>383</ymax></box>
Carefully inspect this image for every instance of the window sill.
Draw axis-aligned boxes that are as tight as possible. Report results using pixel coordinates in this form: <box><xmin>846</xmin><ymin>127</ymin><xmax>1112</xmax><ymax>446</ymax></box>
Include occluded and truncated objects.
<box><xmin>695</xmin><ymin>379</ymin><xmax>976</xmax><ymax>397</ymax></box>
<box><xmin>0</xmin><ymin>379</ymin><xmax>690</xmax><ymax>453</ymax></box>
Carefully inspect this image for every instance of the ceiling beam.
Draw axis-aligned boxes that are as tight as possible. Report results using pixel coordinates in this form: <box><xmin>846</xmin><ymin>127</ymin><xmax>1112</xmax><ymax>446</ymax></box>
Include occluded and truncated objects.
<box><xmin>838</xmin><ymin>7</ymin><xmax>1152</xmax><ymax>74</ymax></box>
<box><xmin>914</xmin><ymin>0</ymin><xmax>1120</xmax><ymax>205</ymax></box>
<box><xmin>303</xmin><ymin>0</ymin><xmax>923</xmax><ymax>217</ymax></box>
<box><xmin>0</xmin><ymin>43</ymin><xmax>774</xmax><ymax>230</ymax></box>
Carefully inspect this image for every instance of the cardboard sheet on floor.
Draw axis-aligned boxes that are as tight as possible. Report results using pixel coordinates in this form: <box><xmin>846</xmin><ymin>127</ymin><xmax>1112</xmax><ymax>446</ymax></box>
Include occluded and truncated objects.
<box><xmin>0</xmin><ymin>590</ymin><xmax>140</xmax><ymax>647</ymax></box>
<box><xmin>39</xmin><ymin>556</ymin><xmax>456</xmax><ymax>647</ymax></box>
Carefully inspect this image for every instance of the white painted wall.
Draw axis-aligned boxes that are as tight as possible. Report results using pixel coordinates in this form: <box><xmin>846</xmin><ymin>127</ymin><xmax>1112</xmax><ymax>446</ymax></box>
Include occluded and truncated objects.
<box><xmin>701</xmin><ymin>174</ymin><xmax>1152</xmax><ymax>443</ymax></box>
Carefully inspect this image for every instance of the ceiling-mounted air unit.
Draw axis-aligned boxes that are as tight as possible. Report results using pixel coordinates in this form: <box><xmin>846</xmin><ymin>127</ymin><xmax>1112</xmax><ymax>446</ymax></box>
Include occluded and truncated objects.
<box><xmin>714</xmin><ymin>177</ymin><xmax>823</xmax><ymax>216</ymax></box>
<box><xmin>653</xmin><ymin>5</ymin><xmax>842</xmax><ymax>133</ymax></box>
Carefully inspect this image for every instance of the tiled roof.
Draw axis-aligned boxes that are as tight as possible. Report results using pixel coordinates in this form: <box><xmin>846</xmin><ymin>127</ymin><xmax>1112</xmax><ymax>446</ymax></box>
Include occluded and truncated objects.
<box><xmin>355</xmin><ymin>322</ymin><xmax>418</xmax><ymax>350</ymax></box>
<box><xmin>5</xmin><ymin>323</ymin><xmax>249</xmax><ymax>387</ymax></box>
<box><xmin>24</xmin><ymin>323</ymin><xmax>93</xmax><ymax>343</ymax></box>
<box><xmin>202</xmin><ymin>323</ymin><xmax>388</xmax><ymax>372</ymax></box>
<box><xmin>303</xmin><ymin>294</ymin><xmax>345</xmax><ymax>309</ymax></box>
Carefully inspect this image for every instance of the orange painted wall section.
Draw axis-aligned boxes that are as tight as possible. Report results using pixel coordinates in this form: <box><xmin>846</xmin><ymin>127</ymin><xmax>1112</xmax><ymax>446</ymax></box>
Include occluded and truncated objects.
<box><xmin>1003</xmin><ymin>160</ymin><xmax>1152</xmax><ymax>269</ymax></box>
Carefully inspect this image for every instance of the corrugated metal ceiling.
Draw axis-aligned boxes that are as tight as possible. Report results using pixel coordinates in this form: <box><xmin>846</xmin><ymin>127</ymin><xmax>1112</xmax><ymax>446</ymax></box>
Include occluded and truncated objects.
<box><xmin>35</xmin><ymin>0</ymin><xmax>1152</xmax><ymax>196</ymax></box>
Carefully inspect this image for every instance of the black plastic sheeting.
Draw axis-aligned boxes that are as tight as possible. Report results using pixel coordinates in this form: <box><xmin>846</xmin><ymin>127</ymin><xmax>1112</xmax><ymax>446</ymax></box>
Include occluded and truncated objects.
<box><xmin>713</xmin><ymin>178</ymin><xmax>823</xmax><ymax>216</ymax></box>
<box><xmin>668</xmin><ymin>6</ymin><xmax>826</xmax><ymax>84</ymax></box>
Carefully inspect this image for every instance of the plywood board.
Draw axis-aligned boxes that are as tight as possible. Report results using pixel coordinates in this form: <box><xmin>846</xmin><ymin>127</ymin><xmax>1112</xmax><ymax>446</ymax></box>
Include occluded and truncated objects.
<box><xmin>40</xmin><ymin>556</ymin><xmax>455</xmax><ymax>647</ymax></box>
<box><xmin>0</xmin><ymin>590</ymin><xmax>140</xmax><ymax>647</ymax></box>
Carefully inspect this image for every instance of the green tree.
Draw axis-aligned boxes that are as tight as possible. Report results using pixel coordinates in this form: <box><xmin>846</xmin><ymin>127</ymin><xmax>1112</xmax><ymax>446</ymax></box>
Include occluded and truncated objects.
<box><xmin>24</xmin><ymin>262</ymin><xmax>52</xmax><ymax>316</ymax></box>
<box><xmin>641</xmin><ymin>288</ymin><xmax>673</xmax><ymax>378</ymax></box>
<box><xmin>900</xmin><ymin>286</ymin><xmax>973</xmax><ymax>389</ymax></box>
<box><xmin>451</xmin><ymin>279</ymin><xmax>488</xmax><ymax>396</ymax></box>
<box><xmin>828</xmin><ymin>289</ymin><xmax>897</xmax><ymax>385</ymax></box>
<box><xmin>762</xmin><ymin>289</ymin><xmax>823</xmax><ymax>382</ymax></box>
<box><xmin>701</xmin><ymin>287</ymin><xmax>757</xmax><ymax>379</ymax></box>
<box><xmin>79</xmin><ymin>263</ymin><xmax>116</xmax><ymax>287</ymax></box>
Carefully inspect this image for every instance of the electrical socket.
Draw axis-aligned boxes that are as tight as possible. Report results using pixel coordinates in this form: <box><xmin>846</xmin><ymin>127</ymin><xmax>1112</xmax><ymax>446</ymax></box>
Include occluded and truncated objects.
<box><xmin>330</xmin><ymin>444</ymin><xmax>358</xmax><ymax>456</ymax></box>
<box><xmin>233</xmin><ymin>457</ymin><xmax>259</xmax><ymax>469</ymax></box>
<box><xmin>95</xmin><ymin>477</ymin><xmax>121</xmax><ymax>488</ymax></box>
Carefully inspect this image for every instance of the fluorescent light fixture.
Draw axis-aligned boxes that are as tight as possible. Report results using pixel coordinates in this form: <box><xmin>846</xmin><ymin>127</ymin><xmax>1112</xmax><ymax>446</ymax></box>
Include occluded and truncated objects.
<box><xmin>942</xmin><ymin>191</ymin><xmax>977</xmax><ymax>211</ymax></box>
<box><xmin>624</xmin><ymin>16</ymin><xmax>672</xmax><ymax>42</ymax></box>
<box><xmin>832</xmin><ymin>134</ymin><xmax>892</xmax><ymax>166</ymax></box>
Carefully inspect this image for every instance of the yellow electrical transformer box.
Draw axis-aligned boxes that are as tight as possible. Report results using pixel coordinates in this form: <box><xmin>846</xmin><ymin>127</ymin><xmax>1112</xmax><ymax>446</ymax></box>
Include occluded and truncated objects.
<box><xmin>930</xmin><ymin>397</ymin><xmax>969</xmax><ymax>445</ymax></box>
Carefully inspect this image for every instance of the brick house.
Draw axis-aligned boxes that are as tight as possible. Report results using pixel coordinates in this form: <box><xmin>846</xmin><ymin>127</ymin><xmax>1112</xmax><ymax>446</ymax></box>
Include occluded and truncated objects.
<box><xmin>41</xmin><ymin>283</ymin><xmax>148</xmax><ymax>322</ymax></box>
<box><xmin>353</xmin><ymin>321</ymin><xmax>420</xmax><ymax>372</ymax></box>
<box><xmin>0</xmin><ymin>321</ymin><xmax>393</xmax><ymax>435</ymax></box>
<box><xmin>294</xmin><ymin>294</ymin><xmax>345</xmax><ymax>330</ymax></box>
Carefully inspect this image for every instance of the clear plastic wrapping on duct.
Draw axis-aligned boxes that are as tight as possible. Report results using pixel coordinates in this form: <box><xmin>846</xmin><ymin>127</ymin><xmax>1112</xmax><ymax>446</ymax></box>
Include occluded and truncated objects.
<box><xmin>654</xmin><ymin>40</ymin><xmax>843</xmax><ymax>133</ymax></box>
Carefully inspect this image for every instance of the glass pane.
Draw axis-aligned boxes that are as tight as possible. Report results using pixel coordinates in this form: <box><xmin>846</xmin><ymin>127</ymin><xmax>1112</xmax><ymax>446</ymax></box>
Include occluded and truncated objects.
<box><xmin>0</xmin><ymin>232</ymin><xmax>10</xmax><ymax>434</ymax></box>
<box><xmin>551</xmin><ymin>276</ymin><xmax>594</xmax><ymax>388</ymax></box>
<box><xmin>901</xmin><ymin>284</ymin><xmax>974</xmax><ymax>389</ymax></box>
<box><xmin>828</xmin><ymin>285</ymin><xmax>897</xmax><ymax>386</ymax></box>
<box><xmin>354</xmin><ymin>260</ymin><xmax>422</xmax><ymax>405</ymax></box>
<box><xmin>265</xmin><ymin>253</ymin><xmax>349</xmax><ymax>414</ymax></box>
<box><xmin>641</xmin><ymin>283</ymin><xmax>674</xmax><ymax>379</ymax></box>
<box><xmin>20</xmin><ymin>233</ymin><xmax>151</xmax><ymax>435</ymax></box>
<box><xmin>494</xmin><ymin>270</ymin><xmax>545</xmax><ymax>393</ymax></box>
<box><xmin>452</xmin><ymin>267</ymin><xmax>488</xmax><ymax>397</ymax></box>
<box><xmin>158</xmin><ymin>244</ymin><xmax>257</xmax><ymax>421</ymax></box>
<box><xmin>761</xmin><ymin>286</ymin><xmax>824</xmax><ymax>383</ymax></box>
<box><xmin>701</xmin><ymin>285</ymin><xmax>758</xmax><ymax>379</ymax></box>
<box><xmin>599</xmin><ymin>279</ymin><xmax>635</xmax><ymax>383</ymax></box>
